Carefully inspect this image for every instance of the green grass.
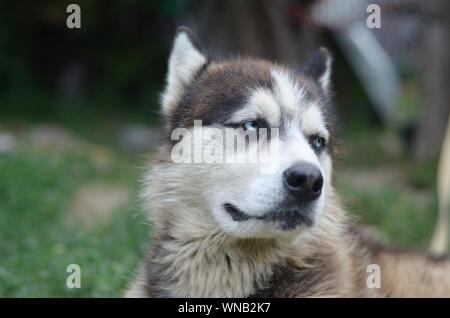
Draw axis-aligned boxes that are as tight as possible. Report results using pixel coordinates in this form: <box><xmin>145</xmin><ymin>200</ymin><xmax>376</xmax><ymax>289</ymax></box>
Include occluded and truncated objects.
<box><xmin>0</xmin><ymin>149</ymin><xmax>149</xmax><ymax>297</ymax></box>
<box><xmin>338</xmin><ymin>180</ymin><xmax>438</xmax><ymax>247</ymax></box>
<box><xmin>335</xmin><ymin>126</ymin><xmax>440</xmax><ymax>247</ymax></box>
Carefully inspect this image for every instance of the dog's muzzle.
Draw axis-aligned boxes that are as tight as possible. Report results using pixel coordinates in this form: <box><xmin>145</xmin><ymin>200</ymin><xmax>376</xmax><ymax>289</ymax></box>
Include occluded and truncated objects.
<box><xmin>223</xmin><ymin>162</ymin><xmax>323</xmax><ymax>230</ymax></box>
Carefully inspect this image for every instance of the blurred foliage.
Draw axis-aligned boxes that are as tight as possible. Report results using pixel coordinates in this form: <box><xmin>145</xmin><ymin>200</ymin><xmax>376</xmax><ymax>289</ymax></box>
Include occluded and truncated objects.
<box><xmin>408</xmin><ymin>160</ymin><xmax>438</xmax><ymax>190</ymax></box>
<box><xmin>0</xmin><ymin>0</ymin><xmax>189</xmax><ymax>124</ymax></box>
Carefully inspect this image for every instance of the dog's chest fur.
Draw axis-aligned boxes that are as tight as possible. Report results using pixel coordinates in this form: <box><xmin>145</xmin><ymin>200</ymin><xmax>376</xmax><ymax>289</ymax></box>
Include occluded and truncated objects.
<box><xmin>127</xmin><ymin>207</ymin><xmax>380</xmax><ymax>298</ymax></box>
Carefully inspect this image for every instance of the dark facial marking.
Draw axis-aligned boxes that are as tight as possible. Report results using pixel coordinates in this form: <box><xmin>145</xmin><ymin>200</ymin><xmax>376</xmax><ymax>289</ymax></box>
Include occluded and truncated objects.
<box><xmin>168</xmin><ymin>59</ymin><xmax>274</xmax><ymax>131</ymax></box>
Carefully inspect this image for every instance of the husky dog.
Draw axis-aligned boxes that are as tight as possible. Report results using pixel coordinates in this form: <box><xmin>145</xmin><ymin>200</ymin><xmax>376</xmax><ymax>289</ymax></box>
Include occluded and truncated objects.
<box><xmin>126</xmin><ymin>27</ymin><xmax>450</xmax><ymax>297</ymax></box>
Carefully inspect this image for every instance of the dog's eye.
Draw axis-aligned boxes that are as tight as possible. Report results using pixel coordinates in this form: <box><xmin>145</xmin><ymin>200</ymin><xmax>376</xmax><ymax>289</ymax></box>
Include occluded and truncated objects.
<box><xmin>225</xmin><ymin>118</ymin><xmax>268</xmax><ymax>132</ymax></box>
<box><xmin>242</xmin><ymin>120</ymin><xmax>259</xmax><ymax>132</ymax></box>
<box><xmin>310</xmin><ymin>135</ymin><xmax>326</xmax><ymax>152</ymax></box>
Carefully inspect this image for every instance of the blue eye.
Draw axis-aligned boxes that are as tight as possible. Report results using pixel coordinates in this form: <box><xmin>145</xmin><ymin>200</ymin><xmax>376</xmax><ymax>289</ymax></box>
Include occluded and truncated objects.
<box><xmin>243</xmin><ymin>120</ymin><xmax>259</xmax><ymax>131</ymax></box>
<box><xmin>310</xmin><ymin>136</ymin><xmax>326</xmax><ymax>152</ymax></box>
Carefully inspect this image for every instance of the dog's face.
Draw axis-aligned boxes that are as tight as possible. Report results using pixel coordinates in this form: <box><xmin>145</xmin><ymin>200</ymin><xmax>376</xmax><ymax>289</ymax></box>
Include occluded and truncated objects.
<box><xmin>155</xmin><ymin>28</ymin><xmax>336</xmax><ymax>240</ymax></box>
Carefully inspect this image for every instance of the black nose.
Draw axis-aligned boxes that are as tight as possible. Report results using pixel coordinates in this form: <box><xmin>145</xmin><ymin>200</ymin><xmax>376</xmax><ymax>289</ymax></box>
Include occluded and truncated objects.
<box><xmin>283</xmin><ymin>162</ymin><xmax>323</xmax><ymax>202</ymax></box>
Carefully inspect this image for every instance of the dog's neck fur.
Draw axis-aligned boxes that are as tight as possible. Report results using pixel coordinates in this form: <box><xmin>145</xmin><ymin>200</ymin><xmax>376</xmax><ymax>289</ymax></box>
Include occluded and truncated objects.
<box><xmin>154</xmin><ymin>230</ymin><xmax>290</xmax><ymax>297</ymax></box>
<box><xmin>144</xmin><ymin>182</ymin><xmax>356</xmax><ymax>297</ymax></box>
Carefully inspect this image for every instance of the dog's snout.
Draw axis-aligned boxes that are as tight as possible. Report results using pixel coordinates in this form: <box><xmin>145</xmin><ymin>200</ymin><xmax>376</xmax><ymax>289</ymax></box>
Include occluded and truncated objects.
<box><xmin>283</xmin><ymin>163</ymin><xmax>323</xmax><ymax>202</ymax></box>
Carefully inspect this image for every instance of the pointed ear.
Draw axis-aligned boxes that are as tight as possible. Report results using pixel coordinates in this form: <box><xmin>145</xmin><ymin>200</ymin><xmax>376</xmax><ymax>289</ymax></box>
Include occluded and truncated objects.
<box><xmin>162</xmin><ymin>27</ymin><xmax>207</xmax><ymax>116</ymax></box>
<box><xmin>303</xmin><ymin>47</ymin><xmax>332</xmax><ymax>94</ymax></box>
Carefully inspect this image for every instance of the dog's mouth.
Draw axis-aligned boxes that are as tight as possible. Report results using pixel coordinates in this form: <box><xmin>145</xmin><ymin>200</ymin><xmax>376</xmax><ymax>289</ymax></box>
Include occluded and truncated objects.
<box><xmin>223</xmin><ymin>202</ymin><xmax>314</xmax><ymax>230</ymax></box>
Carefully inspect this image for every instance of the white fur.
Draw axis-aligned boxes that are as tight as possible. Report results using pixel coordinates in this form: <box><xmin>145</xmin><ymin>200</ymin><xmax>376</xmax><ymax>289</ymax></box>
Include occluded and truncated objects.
<box><xmin>226</xmin><ymin>88</ymin><xmax>281</xmax><ymax>126</ymax></box>
<box><xmin>300</xmin><ymin>103</ymin><xmax>329</xmax><ymax>141</ymax></box>
<box><xmin>318</xmin><ymin>55</ymin><xmax>332</xmax><ymax>93</ymax></box>
<box><xmin>271</xmin><ymin>69</ymin><xmax>306</xmax><ymax>115</ymax></box>
<box><xmin>161</xmin><ymin>32</ymin><xmax>207</xmax><ymax>116</ymax></box>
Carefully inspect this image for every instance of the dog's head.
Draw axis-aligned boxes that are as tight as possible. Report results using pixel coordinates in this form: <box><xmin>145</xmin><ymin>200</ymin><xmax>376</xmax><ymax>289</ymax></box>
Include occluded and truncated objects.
<box><xmin>148</xmin><ymin>27</ymin><xmax>337</xmax><ymax>241</ymax></box>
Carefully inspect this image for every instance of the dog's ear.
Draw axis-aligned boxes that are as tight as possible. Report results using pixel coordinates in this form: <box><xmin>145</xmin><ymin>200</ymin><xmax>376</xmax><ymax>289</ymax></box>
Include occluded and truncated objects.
<box><xmin>303</xmin><ymin>47</ymin><xmax>332</xmax><ymax>94</ymax></box>
<box><xmin>161</xmin><ymin>27</ymin><xmax>207</xmax><ymax>117</ymax></box>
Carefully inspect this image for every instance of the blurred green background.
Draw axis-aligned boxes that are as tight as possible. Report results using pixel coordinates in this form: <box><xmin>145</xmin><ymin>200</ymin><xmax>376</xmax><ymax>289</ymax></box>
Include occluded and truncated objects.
<box><xmin>0</xmin><ymin>0</ymin><xmax>449</xmax><ymax>297</ymax></box>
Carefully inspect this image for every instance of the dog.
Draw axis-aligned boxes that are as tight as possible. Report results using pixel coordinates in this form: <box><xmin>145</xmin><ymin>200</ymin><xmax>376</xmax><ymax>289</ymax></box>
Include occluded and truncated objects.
<box><xmin>126</xmin><ymin>27</ymin><xmax>450</xmax><ymax>297</ymax></box>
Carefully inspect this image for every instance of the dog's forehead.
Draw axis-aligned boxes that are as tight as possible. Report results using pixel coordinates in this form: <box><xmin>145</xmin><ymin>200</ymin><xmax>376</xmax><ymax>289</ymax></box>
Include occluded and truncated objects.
<box><xmin>172</xmin><ymin>58</ymin><xmax>327</xmax><ymax>129</ymax></box>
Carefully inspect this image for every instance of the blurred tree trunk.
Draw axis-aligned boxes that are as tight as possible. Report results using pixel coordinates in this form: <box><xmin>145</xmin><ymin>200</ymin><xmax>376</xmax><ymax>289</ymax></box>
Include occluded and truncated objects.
<box><xmin>227</xmin><ymin>0</ymin><xmax>298</xmax><ymax>63</ymax></box>
<box><xmin>192</xmin><ymin>0</ymin><xmax>319</xmax><ymax>65</ymax></box>
<box><xmin>413</xmin><ymin>0</ymin><xmax>450</xmax><ymax>162</ymax></box>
